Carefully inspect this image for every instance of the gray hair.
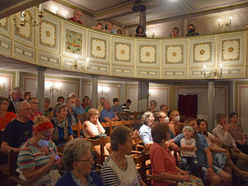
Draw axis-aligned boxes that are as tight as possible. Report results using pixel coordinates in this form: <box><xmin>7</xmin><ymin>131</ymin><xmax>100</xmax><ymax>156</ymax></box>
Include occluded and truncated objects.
<box><xmin>141</xmin><ymin>111</ymin><xmax>153</xmax><ymax>124</ymax></box>
<box><xmin>215</xmin><ymin>113</ymin><xmax>226</xmax><ymax>123</ymax></box>
<box><xmin>62</xmin><ymin>138</ymin><xmax>91</xmax><ymax>171</ymax></box>
<box><xmin>53</xmin><ymin>103</ymin><xmax>67</xmax><ymax>116</ymax></box>
<box><xmin>16</xmin><ymin>101</ymin><xmax>29</xmax><ymax>113</ymax></box>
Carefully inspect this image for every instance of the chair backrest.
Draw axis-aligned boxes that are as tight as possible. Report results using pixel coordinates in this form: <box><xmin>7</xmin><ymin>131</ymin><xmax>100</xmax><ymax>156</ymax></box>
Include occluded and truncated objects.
<box><xmin>133</xmin><ymin>152</ymin><xmax>150</xmax><ymax>185</ymax></box>
<box><xmin>8</xmin><ymin>150</ymin><xmax>18</xmax><ymax>177</ymax></box>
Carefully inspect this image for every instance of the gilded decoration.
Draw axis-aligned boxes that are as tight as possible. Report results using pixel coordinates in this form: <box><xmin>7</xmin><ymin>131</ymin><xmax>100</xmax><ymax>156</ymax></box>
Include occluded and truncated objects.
<box><xmin>165</xmin><ymin>45</ymin><xmax>183</xmax><ymax>64</ymax></box>
<box><xmin>139</xmin><ymin>45</ymin><xmax>156</xmax><ymax>64</ymax></box>
<box><xmin>0</xmin><ymin>18</ymin><xmax>7</xmax><ymax>30</ymax></box>
<box><xmin>222</xmin><ymin>39</ymin><xmax>240</xmax><ymax>61</ymax></box>
<box><xmin>193</xmin><ymin>42</ymin><xmax>212</xmax><ymax>63</ymax></box>
<box><xmin>14</xmin><ymin>11</ymin><xmax>32</xmax><ymax>40</ymax></box>
<box><xmin>90</xmin><ymin>37</ymin><xmax>106</xmax><ymax>59</ymax></box>
<box><xmin>65</xmin><ymin>29</ymin><xmax>82</xmax><ymax>54</ymax></box>
<box><xmin>114</xmin><ymin>42</ymin><xmax>131</xmax><ymax>62</ymax></box>
<box><xmin>40</xmin><ymin>21</ymin><xmax>56</xmax><ymax>47</ymax></box>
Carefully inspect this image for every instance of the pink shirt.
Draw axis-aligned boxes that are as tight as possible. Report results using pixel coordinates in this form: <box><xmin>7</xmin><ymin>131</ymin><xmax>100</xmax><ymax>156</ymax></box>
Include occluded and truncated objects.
<box><xmin>150</xmin><ymin>142</ymin><xmax>178</xmax><ymax>186</ymax></box>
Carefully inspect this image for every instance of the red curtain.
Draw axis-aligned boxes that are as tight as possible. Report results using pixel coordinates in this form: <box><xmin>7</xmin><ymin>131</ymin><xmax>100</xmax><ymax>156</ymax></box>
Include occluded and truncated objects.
<box><xmin>178</xmin><ymin>95</ymin><xmax>197</xmax><ymax>122</ymax></box>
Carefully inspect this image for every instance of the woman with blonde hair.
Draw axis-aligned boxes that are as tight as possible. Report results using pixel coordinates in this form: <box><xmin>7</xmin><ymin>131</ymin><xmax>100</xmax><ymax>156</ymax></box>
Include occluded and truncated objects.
<box><xmin>17</xmin><ymin>115</ymin><xmax>62</xmax><ymax>186</ymax></box>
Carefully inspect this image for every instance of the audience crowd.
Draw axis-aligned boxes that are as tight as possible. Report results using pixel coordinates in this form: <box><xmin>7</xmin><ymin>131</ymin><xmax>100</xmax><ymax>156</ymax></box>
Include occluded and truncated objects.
<box><xmin>0</xmin><ymin>86</ymin><xmax>248</xmax><ymax>186</ymax></box>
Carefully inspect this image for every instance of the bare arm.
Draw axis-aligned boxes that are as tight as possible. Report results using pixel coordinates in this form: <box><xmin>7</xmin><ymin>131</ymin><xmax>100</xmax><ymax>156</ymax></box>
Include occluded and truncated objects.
<box><xmin>68</xmin><ymin>135</ymin><xmax>73</xmax><ymax>141</ymax></box>
<box><xmin>97</xmin><ymin>121</ymin><xmax>105</xmax><ymax>134</ymax></box>
<box><xmin>112</xmin><ymin>114</ymin><xmax>119</xmax><ymax>121</ymax></box>
<box><xmin>181</xmin><ymin>144</ymin><xmax>196</xmax><ymax>151</ymax></box>
<box><xmin>1</xmin><ymin>141</ymin><xmax>20</xmax><ymax>153</ymax></box>
<box><xmin>21</xmin><ymin>155</ymin><xmax>56</xmax><ymax>183</ymax></box>
<box><xmin>84</xmin><ymin>122</ymin><xmax>96</xmax><ymax>137</ymax></box>
<box><xmin>205</xmin><ymin>147</ymin><xmax>215</xmax><ymax>176</ymax></box>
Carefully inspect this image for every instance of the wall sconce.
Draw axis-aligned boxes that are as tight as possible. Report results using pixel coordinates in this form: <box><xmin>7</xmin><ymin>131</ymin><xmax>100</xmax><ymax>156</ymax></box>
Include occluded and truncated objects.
<box><xmin>98</xmin><ymin>86</ymin><xmax>110</xmax><ymax>97</ymax></box>
<box><xmin>218</xmin><ymin>17</ymin><xmax>232</xmax><ymax>28</ymax></box>
<box><xmin>45</xmin><ymin>81</ymin><xmax>63</xmax><ymax>93</ymax></box>
<box><xmin>0</xmin><ymin>77</ymin><xmax>7</xmax><ymax>93</ymax></box>
<box><xmin>14</xmin><ymin>4</ymin><xmax>44</xmax><ymax>27</ymax></box>
<box><xmin>73</xmin><ymin>55</ymin><xmax>78</xmax><ymax>70</ymax></box>
<box><xmin>203</xmin><ymin>64</ymin><xmax>223</xmax><ymax>78</ymax></box>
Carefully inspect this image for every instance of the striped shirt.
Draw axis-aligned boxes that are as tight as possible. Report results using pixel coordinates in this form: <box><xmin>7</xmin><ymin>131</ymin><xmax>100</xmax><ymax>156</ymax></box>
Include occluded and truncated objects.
<box><xmin>101</xmin><ymin>155</ymin><xmax>140</xmax><ymax>186</ymax></box>
<box><xmin>17</xmin><ymin>139</ymin><xmax>58</xmax><ymax>184</ymax></box>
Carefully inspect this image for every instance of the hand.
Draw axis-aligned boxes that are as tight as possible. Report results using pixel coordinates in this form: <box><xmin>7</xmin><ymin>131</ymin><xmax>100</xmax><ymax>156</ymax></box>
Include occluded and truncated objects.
<box><xmin>234</xmin><ymin>147</ymin><xmax>240</xmax><ymax>153</ymax></box>
<box><xmin>181</xmin><ymin>175</ymin><xmax>190</xmax><ymax>182</ymax></box>
<box><xmin>170</xmin><ymin>143</ymin><xmax>180</xmax><ymax>152</ymax></box>
<box><xmin>194</xmin><ymin>146</ymin><xmax>197</xmax><ymax>151</ymax></box>
<box><xmin>207</xmin><ymin>168</ymin><xmax>215</xmax><ymax>177</ymax></box>
<box><xmin>180</xmin><ymin>170</ymin><xmax>189</xmax><ymax>176</ymax></box>
<box><xmin>47</xmin><ymin>154</ymin><xmax>57</xmax><ymax>167</ymax></box>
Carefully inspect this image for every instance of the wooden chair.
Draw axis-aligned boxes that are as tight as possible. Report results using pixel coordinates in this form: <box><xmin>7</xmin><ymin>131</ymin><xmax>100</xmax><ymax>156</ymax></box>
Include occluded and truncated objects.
<box><xmin>72</xmin><ymin>122</ymin><xmax>83</xmax><ymax>137</ymax></box>
<box><xmin>8</xmin><ymin>150</ymin><xmax>29</xmax><ymax>186</ymax></box>
<box><xmin>87</xmin><ymin>136</ymin><xmax>110</xmax><ymax>164</ymax></box>
<box><xmin>101</xmin><ymin>122</ymin><xmax>112</xmax><ymax>135</ymax></box>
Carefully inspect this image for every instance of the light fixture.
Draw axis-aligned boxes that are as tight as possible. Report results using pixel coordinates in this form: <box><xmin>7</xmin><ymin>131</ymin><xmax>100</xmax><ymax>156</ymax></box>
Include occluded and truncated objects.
<box><xmin>73</xmin><ymin>55</ymin><xmax>78</xmax><ymax>70</ymax></box>
<box><xmin>14</xmin><ymin>4</ymin><xmax>44</xmax><ymax>27</ymax></box>
<box><xmin>218</xmin><ymin>16</ymin><xmax>232</xmax><ymax>28</ymax></box>
<box><xmin>45</xmin><ymin>81</ymin><xmax>63</xmax><ymax>93</ymax></box>
<box><xmin>0</xmin><ymin>77</ymin><xmax>7</xmax><ymax>93</ymax></box>
<box><xmin>203</xmin><ymin>65</ymin><xmax>223</xmax><ymax>78</ymax></box>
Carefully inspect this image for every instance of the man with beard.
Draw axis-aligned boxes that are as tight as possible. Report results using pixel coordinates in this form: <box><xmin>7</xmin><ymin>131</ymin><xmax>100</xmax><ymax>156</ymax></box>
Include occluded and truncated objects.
<box><xmin>186</xmin><ymin>24</ymin><xmax>199</xmax><ymax>36</ymax></box>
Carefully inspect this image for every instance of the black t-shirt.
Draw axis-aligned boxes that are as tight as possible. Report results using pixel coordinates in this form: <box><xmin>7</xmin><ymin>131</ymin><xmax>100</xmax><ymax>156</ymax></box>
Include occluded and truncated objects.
<box><xmin>3</xmin><ymin>119</ymin><xmax>33</xmax><ymax>148</ymax></box>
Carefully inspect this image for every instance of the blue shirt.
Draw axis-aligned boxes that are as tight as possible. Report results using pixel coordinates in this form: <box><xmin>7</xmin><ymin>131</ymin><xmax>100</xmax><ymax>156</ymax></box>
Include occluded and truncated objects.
<box><xmin>173</xmin><ymin>133</ymin><xmax>208</xmax><ymax>166</ymax></box>
<box><xmin>73</xmin><ymin>106</ymin><xmax>85</xmax><ymax>115</ymax></box>
<box><xmin>100</xmin><ymin>109</ymin><xmax>116</xmax><ymax>122</ymax></box>
<box><xmin>139</xmin><ymin>124</ymin><xmax>152</xmax><ymax>145</ymax></box>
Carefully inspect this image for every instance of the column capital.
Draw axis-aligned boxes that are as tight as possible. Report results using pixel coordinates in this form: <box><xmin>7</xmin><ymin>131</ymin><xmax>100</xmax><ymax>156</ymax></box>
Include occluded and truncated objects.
<box><xmin>36</xmin><ymin>66</ymin><xmax>47</xmax><ymax>72</ymax></box>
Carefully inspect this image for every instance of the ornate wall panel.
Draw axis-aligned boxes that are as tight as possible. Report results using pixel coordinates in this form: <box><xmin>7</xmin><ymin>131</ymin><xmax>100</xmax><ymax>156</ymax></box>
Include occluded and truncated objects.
<box><xmin>190</xmin><ymin>37</ymin><xmax>215</xmax><ymax>67</ymax></box>
<box><xmin>88</xmin><ymin>31</ymin><xmax>109</xmax><ymax>64</ymax></box>
<box><xmin>62</xmin><ymin>57</ymin><xmax>85</xmax><ymax>72</ymax></box>
<box><xmin>136</xmin><ymin>40</ymin><xmax>160</xmax><ymax>67</ymax></box>
<box><xmin>112</xmin><ymin>36</ymin><xmax>134</xmax><ymax>66</ymax></box>
<box><xmin>219</xmin><ymin>33</ymin><xmax>243</xmax><ymax>65</ymax></box>
<box><xmin>0</xmin><ymin>17</ymin><xmax>10</xmax><ymax>37</ymax></box>
<box><xmin>112</xmin><ymin>65</ymin><xmax>134</xmax><ymax>77</ymax></box>
<box><xmin>136</xmin><ymin>68</ymin><xmax>160</xmax><ymax>78</ymax></box>
<box><xmin>88</xmin><ymin>62</ymin><xmax>109</xmax><ymax>75</ymax></box>
<box><xmin>0</xmin><ymin>35</ymin><xmax>11</xmax><ymax>56</ymax></box>
<box><xmin>14</xmin><ymin>41</ymin><xmax>35</xmax><ymax>64</ymax></box>
<box><xmin>38</xmin><ymin>12</ymin><xmax>60</xmax><ymax>54</ymax></box>
<box><xmin>38</xmin><ymin>52</ymin><xmax>60</xmax><ymax>69</ymax></box>
<box><xmin>13</xmin><ymin>9</ymin><xmax>35</xmax><ymax>47</ymax></box>
<box><xmin>162</xmin><ymin>39</ymin><xmax>187</xmax><ymax>68</ymax></box>
<box><xmin>163</xmin><ymin>69</ymin><xmax>187</xmax><ymax>79</ymax></box>
<box><xmin>63</xmin><ymin>22</ymin><xmax>86</xmax><ymax>58</ymax></box>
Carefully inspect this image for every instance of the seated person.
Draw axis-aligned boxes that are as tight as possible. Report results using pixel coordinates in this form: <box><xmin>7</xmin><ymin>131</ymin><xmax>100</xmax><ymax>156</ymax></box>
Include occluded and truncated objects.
<box><xmin>155</xmin><ymin>111</ymin><xmax>169</xmax><ymax>124</ymax></box>
<box><xmin>150</xmin><ymin>124</ymin><xmax>203</xmax><ymax>186</ymax></box>
<box><xmin>66</xmin><ymin>97</ymin><xmax>79</xmax><ymax>127</ymax></box>
<box><xmin>101</xmin><ymin>126</ymin><xmax>145</xmax><ymax>186</ymax></box>
<box><xmin>180</xmin><ymin>126</ymin><xmax>198</xmax><ymax>172</ymax></box>
<box><xmin>56</xmin><ymin>96</ymin><xmax>65</xmax><ymax>104</ymax></box>
<box><xmin>198</xmin><ymin>119</ymin><xmax>248</xmax><ymax>180</ymax></box>
<box><xmin>168</xmin><ymin>110</ymin><xmax>184</xmax><ymax>138</ymax></box>
<box><xmin>105</xmin><ymin>22</ymin><xmax>116</xmax><ymax>34</ymax></box>
<box><xmin>172</xmin><ymin>118</ymin><xmax>225</xmax><ymax>185</ymax></box>
<box><xmin>55</xmin><ymin>138</ymin><xmax>103</xmax><ymax>186</ymax></box>
<box><xmin>51</xmin><ymin>103</ymin><xmax>73</xmax><ymax>145</ymax></box>
<box><xmin>170</xmin><ymin>27</ymin><xmax>179</xmax><ymax>38</ymax></box>
<box><xmin>121</xmin><ymin>99</ymin><xmax>132</xmax><ymax>112</ymax></box>
<box><xmin>68</xmin><ymin>9</ymin><xmax>83</xmax><ymax>24</ymax></box>
<box><xmin>111</xmin><ymin>98</ymin><xmax>123</xmax><ymax>113</ymax></box>
<box><xmin>83</xmin><ymin>108</ymin><xmax>106</xmax><ymax>139</ymax></box>
<box><xmin>1</xmin><ymin>101</ymin><xmax>33</xmax><ymax>154</ymax></box>
<box><xmin>44</xmin><ymin>98</ymin><xmax>53</xmax><ymax>118</ymax></box>
<box><xmin>29</xmin><ymin>98</ymin><xmax>42</xmax><ymax>120</ymax></box>
<box><xmin>17</xmin><ymin>115</ymin><xmax>62</xmax><ymax>185</ymax></box>
<box><xmin>138</xmin><ymin>111</ymin><xmax>155</xmax><ymax>148</ymax></box>
<box><xmin>92</xmin><ymin>23</ymin><xmax>104</xmax><ymax>31</ymax></box>
<box><xmin>0</xmin><ymin>96</ymin><xmax>16</xmax><ymax>131</ymax></box>
<box><xmin>100</xmin><ymin>100</ymin><xmax>119</xmax><ymax>122</ymax></box>
<box><xmin>228</xmin><ymin>112</ymin><xmax>248</xmax><ymax>154</ymax></box>
<box><xmin>148</xmin><ymin>100</ymin><xmax>157</xmax><ymax>113</ymax></box>
<box><xmin>23</xmin><ymin>91</ymin><xmax>31</xmax><ymax>101</ymax></box>
<box><xmin>186</xmin><ymin>24</ymin><xmax>199</xmax><ymax>36</ymax></box>
<box><xmin>73</xmin><ymin>98</ymin><xmax>85</xmax><ymax>119</ymax></box>
<box><xmin>135</xmin><ymin>25</ymin><xmax>147</xmax><ymax>37</ymax></box>
<box><xmin>213</xmin><ymin>113</ymin><xmax>248</xmax><ymax>171</ymax></box>
<box><xmin>97</xmin><ymin>97</ymin><xmax>105</xmax><ymax>113</ymax></box>
<box><xmin>160</xmin><ymin>104</ymin><xmax>168</xmax><ymax>115</ymax></box>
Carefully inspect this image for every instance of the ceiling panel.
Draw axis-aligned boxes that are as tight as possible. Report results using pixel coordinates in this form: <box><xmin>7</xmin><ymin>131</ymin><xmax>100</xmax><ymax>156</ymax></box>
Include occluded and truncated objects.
<box><xmin>186</xmin><ymin>0</ymin><xmax>248</xmax><ymax>10</ymax></box>
<box><xmin>66</xmin><ymin>0</ymin><xmax>129</xmax><ymax>12</ymax></box>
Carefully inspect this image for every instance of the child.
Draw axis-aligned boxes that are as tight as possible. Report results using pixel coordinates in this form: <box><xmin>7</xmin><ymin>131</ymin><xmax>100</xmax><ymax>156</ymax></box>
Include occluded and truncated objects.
<box><xmin>180</xmin><ymin>126</ymin><xmax>198</xmax><ymax>172</ymax></box>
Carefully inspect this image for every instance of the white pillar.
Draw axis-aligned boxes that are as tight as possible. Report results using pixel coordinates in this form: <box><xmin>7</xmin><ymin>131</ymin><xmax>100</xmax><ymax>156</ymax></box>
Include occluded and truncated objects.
<box><xmin>138</xmin><ymin>81</ymin><xmax>149</xmax><ymax>112</ymax></box>
<box><xmin>91</xmin><ymin>75</ymin><xmax>98</xmax><ymax>108</ymax></box>
<box><xmin>79</xmin><ymin>79</ymin><xmax>84</xmax><ymax>102</ymax></box>
<box><xmin>119</xmin><ymin>82</ymin><xmax>127</xmax><ymax>104</ymax></box>
<box><xmin>37</xmin><ymin>66</ymin><xmax>46</xmax><ymax>114</ymax></box>
<box><xmin>208</xmin><ymin>80</ymin><xmax>215</xmax><ymax>131</ymax></box>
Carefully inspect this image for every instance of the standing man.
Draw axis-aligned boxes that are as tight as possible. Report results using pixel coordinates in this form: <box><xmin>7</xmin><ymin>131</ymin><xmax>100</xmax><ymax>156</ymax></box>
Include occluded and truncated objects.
<box><xmin>7</xmin><ymin>87</ymin><xmax>23</xmax><ymax>113</ymax></box>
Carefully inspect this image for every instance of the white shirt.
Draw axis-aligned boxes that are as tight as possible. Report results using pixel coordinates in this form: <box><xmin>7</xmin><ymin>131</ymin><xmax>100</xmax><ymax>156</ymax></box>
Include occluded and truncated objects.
<box><xmin>212</xmin><ymin>124</ymin><xmax>236</xmax><ymax>148</ymax></box>
<box><xmin>180</xmin><ymin>138</ymin><xmax>196</xmax><ymax>157</ymax></box>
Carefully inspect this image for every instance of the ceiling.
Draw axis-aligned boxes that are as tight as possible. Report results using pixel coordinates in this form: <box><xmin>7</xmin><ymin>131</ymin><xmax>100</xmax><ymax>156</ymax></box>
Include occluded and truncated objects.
<box><xmin>55</xmin><ymin>0</ymin><xmax>248</xmax><ymax>27</ymax></box>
